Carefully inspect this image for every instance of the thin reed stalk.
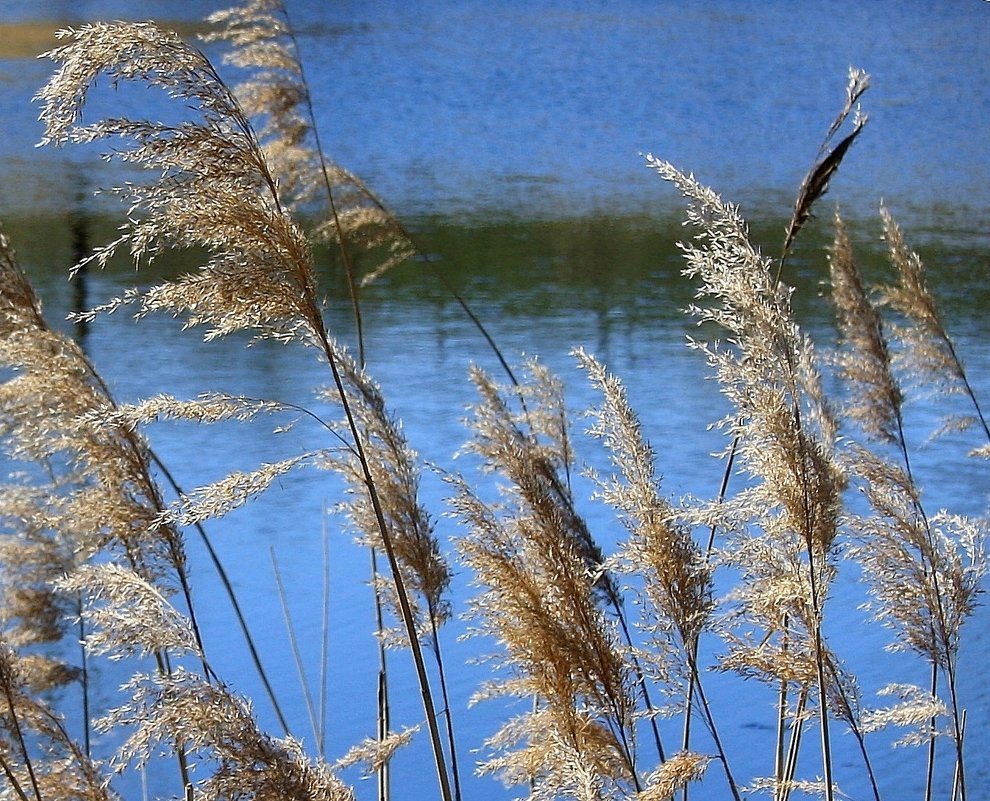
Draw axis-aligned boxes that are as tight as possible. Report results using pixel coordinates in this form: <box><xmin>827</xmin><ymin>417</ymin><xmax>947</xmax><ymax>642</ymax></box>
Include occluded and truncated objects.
<box><xmin>0</xmin><ymin>665</ymin><xmax>42</xmax><ymax>801</ymax></box>
<box><xmin>650</xmin><ymin>154</ymin><xmax>846</xmax><ymax>800</ymax></box>
<box><xmin>829</xmin><ymin>210</ymin><xmax>981</xmax><ymax>801</ymax></box>
<box><xmin>367</xmin><ymin>543</ymin><xmax>391</xmax><ymax>801</ymax></box>
<box><xmin>319</xmin><ymin>332</ymin><xmax>454</xmax><ymax>801</ymax></box>
<box><xmin>271</xmin><ymin>548</ymin><xmax>321</xmax><ymax>751</ymax></box>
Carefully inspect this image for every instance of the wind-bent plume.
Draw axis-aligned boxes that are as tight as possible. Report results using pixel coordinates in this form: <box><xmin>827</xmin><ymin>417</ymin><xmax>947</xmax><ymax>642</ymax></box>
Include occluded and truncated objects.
<box><xmin>649</xmin><ymin>156</ymin><xmax>845</xmax><ymax>801</ymax></box>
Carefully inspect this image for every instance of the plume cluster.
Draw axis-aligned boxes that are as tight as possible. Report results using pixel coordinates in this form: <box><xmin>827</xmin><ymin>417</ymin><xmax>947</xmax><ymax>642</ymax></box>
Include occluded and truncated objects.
<box><xmin>205</xmin><ymin>0</ymin><xmax>414</xmax><ymax>288</ymax></box>
<box><xmin>0</xmin><ymin>7</ymin><xmax>983</xmax><ymax>801</ymax></box>
<box><xmin>450</xmin><ymin>362</ymin><xmax>639</xmax><ymax>797</ymax></box>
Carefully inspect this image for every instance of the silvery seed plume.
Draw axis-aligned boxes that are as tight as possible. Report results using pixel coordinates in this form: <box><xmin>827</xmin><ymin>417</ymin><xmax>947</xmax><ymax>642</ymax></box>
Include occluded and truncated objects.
<box><xmin>0</xmin><ymin>224</ymin><xmax>190</xmax><ymax>603</ymax></box>
<box><xmin>575</xmin><ymin>347</ymin><xmax>713</xmax><ymax>686</ymax></box>
<box><xmin>205</xmin><ymin>0</ymin><xmax>414</xmax><ymax>285</ymax></box>
<box><xmin>847</xmin><ymin>447</ymin><xmax>985</xmax><ymax>671</ymax></box>
<box><xmin>0</xmin><ymin>643</ymin><xmax>116</xmax><ymax>801</ymax></box>
<box><xmin>464</xmin><ymin>361</ymin><xmax>621</xmax><ymax>607</ymax></box>
<box><xmin>102</xmin><ymin>667</ymin><xmax>354</xmax><ymax>801</ymax></box>
<box><xmin>877</xmin><ymin>205</ymin><xmax>990</xmax><ymax>451</ymax></box>
<box><xmin>37</xmin><ymin>21</ymin><xmax>322</xmax><ymax>345</ymax></box>
<box><xmin>827</xmin><ymin>210</ymin><xmax>903</xmax><ymax>444</ymax></box>
<box><xmin>647</xmin><ymin>156</ymin><xmax>844</xmax><ymax>672</ymax></box>
<box><xmin>650</xmin><ymin>156</ymin><xmax>849</xmax><ymax>800</ymax></box>
<box><xmin>450</xmin><ymin>362</ymin><xmax>640</xmax><ymax>795</ymax></box>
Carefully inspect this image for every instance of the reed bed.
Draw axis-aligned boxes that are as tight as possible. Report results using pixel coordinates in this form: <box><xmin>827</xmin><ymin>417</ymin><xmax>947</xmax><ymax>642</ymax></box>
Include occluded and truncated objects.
<box><xmin>0</xmin><ymin>3</ymin><xmax>985</xmax><ymax>801</ymax></box>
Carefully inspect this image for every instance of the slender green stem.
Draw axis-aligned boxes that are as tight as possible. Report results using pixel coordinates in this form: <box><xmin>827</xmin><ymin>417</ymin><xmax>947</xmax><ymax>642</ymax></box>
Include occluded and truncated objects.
<box><xmin>781</xmin><ymin>686</ymin><xmax>808</xmax><ymax>801</ymax></box>
<box><xmin>0</xmin><ymin>750</ymin><xmax>31</xmax><ymax>801</ymax></box>
<box><xmin>370</xmin><ymin>545</ymin><xmax>391</xmax><ymax>801</ymax></box>
<box><xmin>429</xmin><ymin>611</ymin><xmax>462</xmax><ymax>801</ymax></box>
<box><xmin>317</xmin><ymin>325</ymin><xmax>453</xmax><ymax>801</ymax></box>
<box><xmin>925</xmin><ymin>664</ymin><xmax>937</xmax><ymax>801</ymax></box>
<box><xmin>151</xmin><ymin>451</ymin><xmax>291</xmax><ymax>735</ymax></box>
<box><xmin>0</xmin><ymin>673</ymin><xmax>41</xmax><ymax>801</ymax></box>
<box><xmin>271</xmin><ymin>548</ymin><xmax>320</xmax><ymax>752</ymax></box>
<box><xmin>76</xmin><ymin>594</ymin><xmax>91</xmax><ymax>758</ymax></box>
<box><xmin>773</xmin><ymin>627</ymin><xmax>789</xmax><ymax>801</ymax></box>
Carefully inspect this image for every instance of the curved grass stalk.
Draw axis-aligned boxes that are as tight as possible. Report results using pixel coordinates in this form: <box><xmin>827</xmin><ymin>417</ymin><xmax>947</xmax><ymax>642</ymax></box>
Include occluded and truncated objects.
<box><xmin>368</xmin><ymin>545</ymin><xmax>391</xmax><ymax>801</ymax></box>
<box><xmin>0</xmin><ymin>670</ymin><xmax>42</xmax><ymax>801</ymax></box>
<box><xmin>316</xmin><ymin>326</ymin><xmax>454</xmax><ymax>801</ymax></box>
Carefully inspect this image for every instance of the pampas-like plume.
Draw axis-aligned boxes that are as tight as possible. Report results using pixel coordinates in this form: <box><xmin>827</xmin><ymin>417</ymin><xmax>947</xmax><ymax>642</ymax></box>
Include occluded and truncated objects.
<box><xmin>782</xmin><ymin>67</ymin><xmax>869</xmax><ymax>262</ymax></box>
<box><xmin>638</xmin><ymin>752</ymin><xmax>711</xmax><ymax>801</ymax></box>
<box><xmin>876</xmin><ymin>206</ymin><xmax>990</xmax><ymax>452</ymax></box>
<box><xmin>57</xmin><ymin>565</ymin><xmax>201</xmax><ymax>662</ymax></box>
<box><xmin>848</xmin><ymin>447</ymin><xmax>985</xmax><ymax>672</ymax></box>
<box><xmin>828</xmin><ymin>211</ymin><xmax>983</xmax><ymax>799</ymax></box>
<box><xmin>0</xmin><ymin>482</ymin><xmax>78</xmax><ymax>656</ymax></box>
<box><xmin>205</xmin><ymin>0</ymin><xmax>414</xmax><ymax>284</ymax></box>
<box><xmin>0</xmin><ymin>222</ymin><xmax>189</xmax><ymax>604</ymax></box>
<box><xmin>0</xmin><ymin>643</ymin><xmax>115</xmax><ymax>801</ymax></box>
<box><xmin>1</xmin><ymin>198</ymin><xmax>219</xmax><ymax>795</ymax></box>
<box><xmin>333</xmin><ymin>725</ymin><xmax>421</xmax><ymax>777</ymax></box>
<box><xmin>204</xmin><ymin>0</ymin><xmax>413</xmax><ymax>375</ymax></box>
<box><xmin>828</xmin><ymin>211</ymin><xmax>903</xmax><ymax>444</ymax></box>
<box><xmin>451</xmin><ymin>362</ymin><xmax>640</xmax><ymax>795</ymax></box>
<box><xmin>464</xmin><ymin>360</ymin><xmax>619</xmax><ymax>604</ymax></box>
<box><xmin>649</xmin><ymin>156</ymin><xmax>845</xmax><ymax>800</ymax></box>
<box><xmin>102</xmin><ymin>667</ymin><xmax>354</xmax><ymax>801</ymax></box>
<box><xmin>575</xmin><ymin>347</ymin><xmax>713</xmax><ymax>662</ymax></box>
<box><xmin>861</xmin><ymin>684</ymin><xmax>952</xmax><ymax>747</ymax></box>
<box><xmin>647</xmin><ymin>153</ymin><xmax>844</xmax><ymax>633</ymax></box>
<box><xmin>450</xmin><ymin>470</ymin><xmax>638</xmax><ymax>791</ymax></box>
<box><xmin>38</xmin><ymin>21</ymin><xmax>320</xmax><ymax>345</ymax></box>
<box><xmin>575</xmin><ymin>347</ymin><xmax>723</xmax><ymax>792</ymax></box>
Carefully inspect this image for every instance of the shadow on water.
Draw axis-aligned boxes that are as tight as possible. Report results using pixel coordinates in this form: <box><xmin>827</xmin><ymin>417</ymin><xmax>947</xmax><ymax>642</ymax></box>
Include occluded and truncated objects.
<box><xmin>8</xmin><ymin>186</ymin><xmax>990</xmax><ymax>350</ymax></box>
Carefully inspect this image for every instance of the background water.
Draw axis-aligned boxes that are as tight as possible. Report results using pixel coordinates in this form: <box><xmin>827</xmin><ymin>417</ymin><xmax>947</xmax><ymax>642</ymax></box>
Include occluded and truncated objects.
<box><xmin>1</xmin><ymin>2</ymin><xmax>989</xmax><ymax>800</ymax></box>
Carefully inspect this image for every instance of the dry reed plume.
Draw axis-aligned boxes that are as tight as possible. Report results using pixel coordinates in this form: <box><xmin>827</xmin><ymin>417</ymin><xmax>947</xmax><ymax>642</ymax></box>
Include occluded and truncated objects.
<box><xmin>0</xmin><ymin>5</ymin><xmax>983</xmax><ymax>801</ymax></box>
